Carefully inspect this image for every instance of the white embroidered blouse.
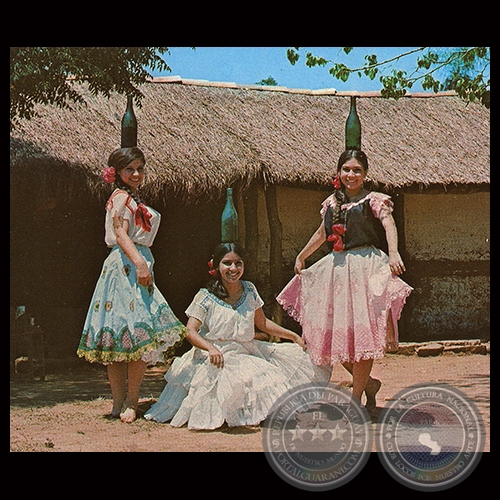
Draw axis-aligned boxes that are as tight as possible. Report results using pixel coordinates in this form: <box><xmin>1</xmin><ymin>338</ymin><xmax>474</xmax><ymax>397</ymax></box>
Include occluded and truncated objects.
<box><xmin>185</xmin><ymin>281</ymin><xmax>264</xmax><ymax>342</ymax></box>
<box><xmin>104</xmin><ymin>189</ymin><xmax>161</xmax><ymax>247</ymax></box>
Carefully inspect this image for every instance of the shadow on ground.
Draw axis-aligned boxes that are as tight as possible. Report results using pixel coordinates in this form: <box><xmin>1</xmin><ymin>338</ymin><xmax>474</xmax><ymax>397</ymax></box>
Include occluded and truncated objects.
<box><xmin>10</xmin><ymin>365</ymin><xmax>168</xmax><ymax>409</ymax></box>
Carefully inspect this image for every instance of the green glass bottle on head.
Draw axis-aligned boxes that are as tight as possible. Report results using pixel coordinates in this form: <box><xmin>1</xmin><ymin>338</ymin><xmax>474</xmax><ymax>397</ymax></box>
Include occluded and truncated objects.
<box><xmin>345</xmin><ymin>96</ymin><xmax>361</xmax><ymax>150</ymax></box>
<box><xmin>221</xmin><ymin>188</ymin><xmax>238</xmax><ymax>243</ymax></box>
<box><xmin>121</xmin><ymin>95</ymin><xmax>137</xmax><ymax>148</ymax></box>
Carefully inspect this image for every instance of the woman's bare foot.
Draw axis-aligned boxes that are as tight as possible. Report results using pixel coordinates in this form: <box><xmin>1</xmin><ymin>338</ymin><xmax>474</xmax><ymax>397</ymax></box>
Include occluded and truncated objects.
<box><xmin>120</xmin><ymin>407</ymin><xmax>137</xmax><ymax>424</ymax></box>
<box><xmin>365</xmin><ymin>378</ymin><xmax>381</xmax><ymax>412</ymax></box>
<box><xmin>111</xmin><ymin>402</ymin><xmax>125</xmax><ymax>419</ymax></box>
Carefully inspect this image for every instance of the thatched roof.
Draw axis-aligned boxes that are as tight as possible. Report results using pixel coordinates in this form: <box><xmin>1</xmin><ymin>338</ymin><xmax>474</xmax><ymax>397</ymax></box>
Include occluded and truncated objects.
<box><xmin>10</xmin><ymin>77</ymin><xmax>490</xmax><ymax>204</ymax></box>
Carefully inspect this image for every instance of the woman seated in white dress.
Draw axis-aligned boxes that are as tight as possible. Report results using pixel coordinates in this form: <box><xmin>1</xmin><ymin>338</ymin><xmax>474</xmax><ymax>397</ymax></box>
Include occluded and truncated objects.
<box><xmin>145</xmin><ymin>242</ymin><xmax>331</xmax><ymax>430</ymax></box>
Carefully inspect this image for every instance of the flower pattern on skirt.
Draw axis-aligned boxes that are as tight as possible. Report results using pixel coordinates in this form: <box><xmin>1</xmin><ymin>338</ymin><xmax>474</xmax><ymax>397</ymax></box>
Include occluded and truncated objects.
<box><xmin>77</xmin><ymin>245</ymin><xmax>186</xmax><ymax>365</ymax></box>
<box><xmin>277</xmin><ymin>246</ymin><xmax>412</xmax><ymax>366</ymax></box>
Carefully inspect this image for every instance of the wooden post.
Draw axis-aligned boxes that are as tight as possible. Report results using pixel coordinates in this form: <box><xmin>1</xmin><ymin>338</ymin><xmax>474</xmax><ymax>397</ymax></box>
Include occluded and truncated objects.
<box><xmin>264</xmin><ymin>181</ymin><xmax>283</xmax><ymax>325</ymax></box>
<box><xmin>242</xmin><ymin>179</ymin><xmax>259</xmax><ymax>283</ymax></box>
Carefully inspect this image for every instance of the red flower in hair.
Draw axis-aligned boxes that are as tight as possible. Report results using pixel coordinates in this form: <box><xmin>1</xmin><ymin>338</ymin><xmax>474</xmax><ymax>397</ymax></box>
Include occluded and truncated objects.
<box><xmin>103</xmin><ymin>167</ymin><xmax>116</xmax><ymax>184</ymax></box>
<box><xmin>208</xmin><ymin>260</ymin><xmax>217</xmax><ymax>276</ymax></box>
<box><xmin>327</xmin><ymin>224</ymin><xmax>346</xmax><ymax>252</ymax></box>
<box><xmin>331</xmin><ymin>175</ymin><xmax>341</xmax><ymax>190</ymax></box>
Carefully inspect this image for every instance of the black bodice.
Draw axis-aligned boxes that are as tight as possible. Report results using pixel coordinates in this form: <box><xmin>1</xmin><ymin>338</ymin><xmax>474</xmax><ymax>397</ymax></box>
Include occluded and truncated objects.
<box><xmin>324</xmin><ymin>196</ymin><xmax>388</xmax><ymax>253</ymax></box>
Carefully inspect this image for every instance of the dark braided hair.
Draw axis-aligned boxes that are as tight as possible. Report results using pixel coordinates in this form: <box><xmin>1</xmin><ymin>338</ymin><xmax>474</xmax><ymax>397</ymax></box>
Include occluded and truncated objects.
<box><xmin>331</xmin><ymin>149</ymin><xmax>369</xmax><ymax>226</ymax></box>
<box><xmin>108</xmin><ymin>147</ymin><xmax>147</xmax><ymax>206</ymax></box>
<box><xmin>206</xmin><ymin>242</ymin><xmax>246</xmax><ymax>300</ymax></box>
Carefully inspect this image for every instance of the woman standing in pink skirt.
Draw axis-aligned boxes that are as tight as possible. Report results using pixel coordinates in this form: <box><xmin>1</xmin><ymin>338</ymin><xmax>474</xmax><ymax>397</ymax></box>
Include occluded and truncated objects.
<box><xmin>277</xmin><ymin>149</ymin><xmax>412</xmax><ymax>414</ymax></box>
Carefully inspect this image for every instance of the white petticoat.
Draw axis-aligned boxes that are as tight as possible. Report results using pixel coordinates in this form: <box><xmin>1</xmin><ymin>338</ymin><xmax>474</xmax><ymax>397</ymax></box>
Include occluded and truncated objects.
<box><xmin>145</xmin><ymin>339</ymin><xmax>331</xmax><ymax>430</ymax></box>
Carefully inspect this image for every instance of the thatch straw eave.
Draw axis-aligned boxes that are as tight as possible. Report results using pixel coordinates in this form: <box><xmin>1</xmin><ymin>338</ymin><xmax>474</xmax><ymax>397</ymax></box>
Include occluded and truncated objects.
<box><xmin>10</xmin><ymin>79</ymin><xmax>489</xmax><ymax>205</ymax></box>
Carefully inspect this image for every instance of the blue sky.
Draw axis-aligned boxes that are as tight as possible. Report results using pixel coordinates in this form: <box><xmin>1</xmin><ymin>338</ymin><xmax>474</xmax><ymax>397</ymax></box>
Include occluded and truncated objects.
<box><xmin>152</xmin><ymin>47</ymin><xmax>437</xmax><ymax>92</ymax></box>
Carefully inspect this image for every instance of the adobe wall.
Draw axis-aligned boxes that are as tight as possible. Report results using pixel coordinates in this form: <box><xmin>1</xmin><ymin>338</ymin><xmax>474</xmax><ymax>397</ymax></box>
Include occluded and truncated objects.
<box><xmin>402</xmin><ymin>192</ymin><xmax>490</xmax><ymax>340</ymax></box>
<box><xmin>404</xmin><ymin>192</ymin><xmax>490</xmax><ymax>261</ymax></box>
<box><xmin>253</xmin><ymin>187</ymin><xmax>490</xmax><ymax>341</ymax></box>
<box><xmin>10</xmin><ymin>186</ymin><xmax>489</xmax><ymax>359</ymax></box>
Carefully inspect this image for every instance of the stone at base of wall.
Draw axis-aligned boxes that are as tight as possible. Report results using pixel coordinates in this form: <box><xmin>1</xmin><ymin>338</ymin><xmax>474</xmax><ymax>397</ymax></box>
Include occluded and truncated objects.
<box><xmin>396</xmin><ymin>339</ymin><xmax>490</xmax><ymax>357</ymax></box>
<box><xmin>11</xmin><ymin>340</ymin><xmax>490</xmax><ymax>377</ymax></box>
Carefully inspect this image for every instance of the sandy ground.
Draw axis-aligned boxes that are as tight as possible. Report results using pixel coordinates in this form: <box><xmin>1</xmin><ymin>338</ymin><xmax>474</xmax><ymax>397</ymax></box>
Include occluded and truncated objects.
<box><xmin>10</xmin><ymin>351</ymin><xmax>489</xmax><ymax>454</ymax></box>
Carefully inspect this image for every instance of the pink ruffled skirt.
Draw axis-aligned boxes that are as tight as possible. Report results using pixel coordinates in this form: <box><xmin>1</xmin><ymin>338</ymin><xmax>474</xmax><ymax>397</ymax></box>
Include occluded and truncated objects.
<box><xmin>277</xmin><ymin>246</ymin><xmax>413</xmax><ymax>366</ymax></box>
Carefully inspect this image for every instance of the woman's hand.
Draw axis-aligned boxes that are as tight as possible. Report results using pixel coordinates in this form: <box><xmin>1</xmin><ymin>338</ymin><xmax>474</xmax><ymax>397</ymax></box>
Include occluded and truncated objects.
<box><xmin>293</xmin><ymin>223</ymin><xmax>326</xmax><ymax>275</ymax></box>
<box><xmin>186</xmin><ymin>317</ymin><xmax>223</xmax><ymax>367</ymax></box>
<box><xmin>292</xmin><ymin>334</ymin><xmax>307</xmax><ymax>351</ymax></box>
<box><xmin>254</xmin><ymin>308</ymin><xmax>306</xmax><ymax>350</ymax></box>
<box><xmin>388</xmin><ymin>251</ymin><xmax>406</xmax><ymax>275</ymax></box>
<box><xmin>253</xmin><ymin>332</ymin><xmax>270</xmax><ymax>341</ymax></box>
<box><xmin>135</xmin><ymin>261</ymin><xmax>153</xmax><ymax>287</ymax></box>
<box><xmin>294</xmin><ymin>255</ymin><xmax>306</xmax><ymax>275</ymax></box>
<box><xmin>208</xmin><ymin>345</ymin><xmax>224</xmax><ymax>368</ymax></box>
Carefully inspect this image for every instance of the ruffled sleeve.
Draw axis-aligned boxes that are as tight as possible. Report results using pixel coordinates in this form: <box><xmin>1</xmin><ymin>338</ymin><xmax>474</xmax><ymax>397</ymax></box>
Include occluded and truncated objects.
<box><xmin>104</xmin><ymin>190</ymin><xmax>136</xmax><ymax>246</ymax></box>
<box><xmin>105</xmin><ymin>189</ymin><xmax>135</xmax><ymax>220</ymax></box>
<box><xmin>244</xmin><ymin>281</ymin><xmax>265</xmax><ymax>310</ymax></box>
<box><xmin>185</xmin><ymin>289</ymin><xmax>211</xmax><ymax>323</ymax></box>
<box><xmin>320</xmin><ymin>194</ymin><xmax>336</xmax><ymax>220</ymax></box>
<box><xmin>369</xmin><ymin>192</ymin><xmax>394</xmax><ymax>219</ymax></box>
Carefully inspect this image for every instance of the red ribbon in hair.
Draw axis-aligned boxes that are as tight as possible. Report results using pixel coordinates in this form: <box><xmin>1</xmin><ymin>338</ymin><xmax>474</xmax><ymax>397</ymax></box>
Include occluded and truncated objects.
<box><xmin>331</xmin><ymin>175</ymin><xmax>341</xmax><ymax>190</ymax></box>
<box><xmin>207</xmin><ymin>260</ymin><xmax>217</xmax><ymax>276</ymax></box>
<box><xmin>134</xmin><ymin>203</ymin><xmax>152</xmax><ymax>232</ymax></box>
<box><xmin>327</xmin><ymin>224</ymin><xmax>346</xmax><ymax>252</ymax></box>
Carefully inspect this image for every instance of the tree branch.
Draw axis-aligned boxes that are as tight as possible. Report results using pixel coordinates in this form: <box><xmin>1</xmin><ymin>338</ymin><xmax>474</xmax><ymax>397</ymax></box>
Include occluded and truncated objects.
<box><xmin>347</xmin><ymin>47</ymin><xmax>427</xmax><ymax>73</ymax></box>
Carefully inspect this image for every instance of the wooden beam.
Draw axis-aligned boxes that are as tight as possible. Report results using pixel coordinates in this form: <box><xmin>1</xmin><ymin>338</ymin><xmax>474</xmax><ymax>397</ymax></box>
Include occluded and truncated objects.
<box><xmin>264</xmin><ymin>182</ymin><xmax>283</xmax><ymax>325</ymax></box>
<box><xmin>242</xmin><ymin>179</ymin><xmax>259</xmax><ymax>283</ymax></box>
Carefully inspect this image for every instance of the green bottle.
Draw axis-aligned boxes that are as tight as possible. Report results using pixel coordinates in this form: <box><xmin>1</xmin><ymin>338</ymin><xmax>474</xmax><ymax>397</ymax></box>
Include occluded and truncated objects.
<box><xmin>345</xmin><ymin>96</ymin><xmax>361</xmax><ymax>150</ymax></box>
<box><xmin>221</xmin><ymin>188</ymin><xmax>238</xmax><ymax>243</ymax></box>
<box><xmin>121</xmin><ymin>95</ymin><xmax>137</xmax><ymax>148</ymax></box>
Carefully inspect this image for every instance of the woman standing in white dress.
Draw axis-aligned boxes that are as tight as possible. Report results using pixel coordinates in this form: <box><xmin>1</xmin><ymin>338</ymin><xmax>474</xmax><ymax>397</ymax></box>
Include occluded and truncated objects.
<box><xmin>77</xmin><ymin>147</ymin><xmax>186</xmax><ymax>423</ymax></box>
<box><xmin>145</xmin><ymin>242</ymin><xmax>330</xmax><ymax>430</ymax></box>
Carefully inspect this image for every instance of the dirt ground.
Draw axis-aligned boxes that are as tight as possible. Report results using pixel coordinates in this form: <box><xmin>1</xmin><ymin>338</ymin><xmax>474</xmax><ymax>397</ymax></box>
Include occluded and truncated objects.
<box><xmin>10</xmin><ymin>351</ymin><xmax>489</xmax><ymax>453</ymax></box>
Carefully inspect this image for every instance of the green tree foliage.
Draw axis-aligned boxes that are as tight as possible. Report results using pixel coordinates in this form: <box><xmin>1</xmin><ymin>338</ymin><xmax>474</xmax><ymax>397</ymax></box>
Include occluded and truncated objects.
<box><xmin>255</xmin><ymin>76</ymin><xmax>278</xmax><ymax>86</ymax></box>
<box><xmin>10</xmin><ymin>47</ymin><xmax>172</xmax><ymax>127</ymax></box>
<box><xmin>287</xmin><ymin>47</ymin><xmax>490</xmax><ymax>108</ymax></box>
